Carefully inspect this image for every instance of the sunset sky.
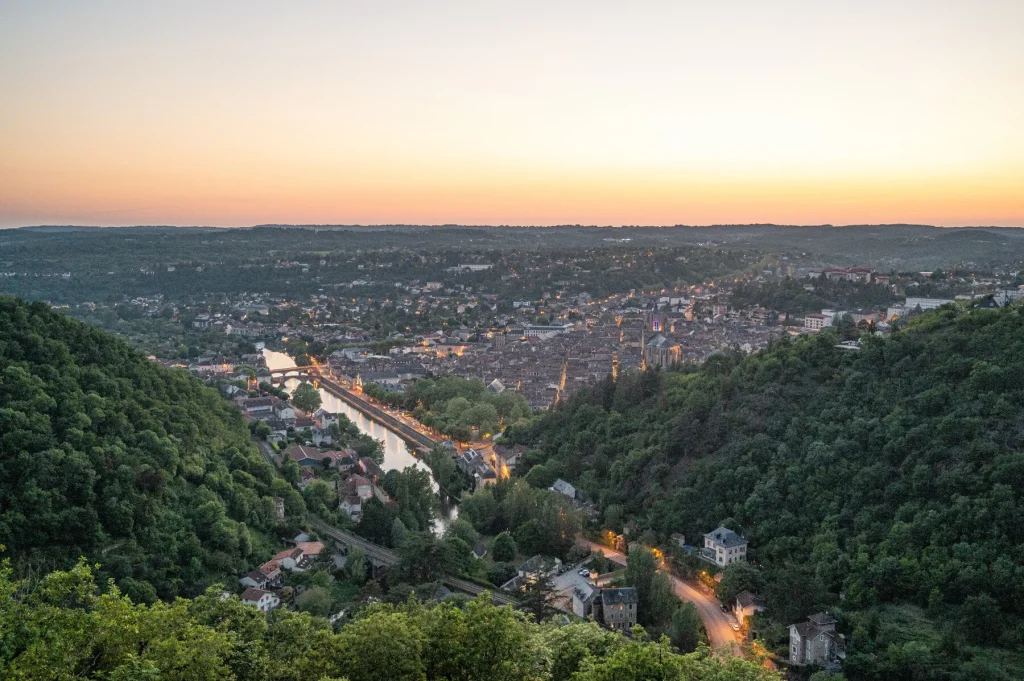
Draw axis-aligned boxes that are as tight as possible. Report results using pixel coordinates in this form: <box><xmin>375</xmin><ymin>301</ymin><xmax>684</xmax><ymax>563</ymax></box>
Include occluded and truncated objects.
<box><xmin>1</xmin><ymin>1</ymin><xmax>1022</xmax><ymax>228</ymax></box>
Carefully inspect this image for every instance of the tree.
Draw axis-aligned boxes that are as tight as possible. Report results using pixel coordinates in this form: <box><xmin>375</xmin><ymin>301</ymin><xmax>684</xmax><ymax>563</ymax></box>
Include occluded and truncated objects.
<box><xmin>624</xmin><ymin>547</ymin><xmax>676</xmax><ymax>627</ymax></box>
<box><xmin>296</xmin><ymin>586</ymin><xmax>332</xmax><ymax>617</ymax></box>
<box><xmin>667</xmin><ymin>603</ymin><xmax>702</xmax><ymax>652</ymax></box>
<box><xmin>291</xmin><ymin>382</ymin><xmax>322</xmax><ymax>413</ymax></box>
<box><xmin>346</xmin><ymin>547</ymin><xmax>369</xmax><ymax>584</ymax></box>
<box><xmin>717</xmin><ymin>562</ymin><xmax>761</xmax><ymax>609</ymax></box>
<box><xmin>492</xmin><ymin>532</ymin><xmax>518</xmax><ymax>562</ymax></box>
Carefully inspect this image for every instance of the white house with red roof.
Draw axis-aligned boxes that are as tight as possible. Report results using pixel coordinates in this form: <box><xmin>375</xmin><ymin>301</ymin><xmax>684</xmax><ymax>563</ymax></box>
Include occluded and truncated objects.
<box><xmin>241</xmin><ymin>587</ymin><xmax>280</xmax><ymax>612</ymax></box>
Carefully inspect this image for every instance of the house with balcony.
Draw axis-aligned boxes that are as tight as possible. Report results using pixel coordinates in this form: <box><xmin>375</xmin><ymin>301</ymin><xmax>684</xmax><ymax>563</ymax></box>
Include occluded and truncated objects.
<box><xmin>700</xmin><ymin>526</ymin><xmax>747</xmax><ymax>567</ymax></box>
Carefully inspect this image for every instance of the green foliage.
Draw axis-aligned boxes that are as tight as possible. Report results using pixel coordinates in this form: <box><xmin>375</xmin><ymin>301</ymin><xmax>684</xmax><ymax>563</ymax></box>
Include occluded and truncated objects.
<box><xmin>459</xmin><ymin>480</ymin><xmax>582</xmax><ymax>559</ymax></box>
<box><xmin>0</xmin><ymin>540</ymin><xmax>782</xmax><ymax>681</ymax></box>
<box><xmin>366</xmin><ymin>375</ymin><xmax>531</xmax><ymax>441</ymax></box>
<box><xmin>717</xmin><ymin>563</ymin><xmax>761</xmax><ymax>611</ymax></box>
<box><xmin>492</xmin><ymin>531</ymin><xmax>519</xmax><ymax>562</ymax></box>
<box><xmin>668</xmin><ymin>603</ymin><xmax>702</xmax><ymax>653</ymax></box>
<box><xmin>623</xmin><ymin>547</ymin><xmax>676</xmax><ymax>627</ymax></box>
<box><xmin>0</xmin><ymin>296</ymin><xmax>277</xmax><ymax>599</ymax></box>
<box><xmin>512</xmin><ymin>305</ymin><xmax>1024</xmax><ymax>678</ymax></box>
<box><xmin>290</xmin><ymin>382</ymin><xmax>322</xmax><ymax>414</ymax></box>
<box><xmin>296</xmin><ymin>585</ymin><xmax>333</xmax><ymax>617</ymax></box>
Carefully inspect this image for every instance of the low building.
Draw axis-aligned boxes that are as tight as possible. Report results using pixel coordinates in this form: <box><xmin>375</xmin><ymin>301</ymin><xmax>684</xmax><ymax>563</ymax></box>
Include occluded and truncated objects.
<box><xmin>551</xmin><ymin>478</ymin><xmax>576</xmax><ymax>499</ymax></box>
<box><xmin>239</xmin><ymin>560</ymin><xmax>282</xmax><ymax>590</ymax></box>
<box><xmin>789</xmin><ymin>612</ymin><xmax>846</xmax><ymax>669</ymax></box>
<box><xmin>734</xmin><ymin>590</ymin><xmax>766</xmax><ymax>625</ymax></box>
<box><xmin>572</xmin><ymin>583</ymin><xmax>601</xmax><ymax>618</ymax></box>
<box><xmin>240</xmin><ymin>587</ymin><xmax>280</xmax><ymax>612</ymax></box>
<box><xmin>600</xmin><ymin>587</ymin><xmax>638</xmax><ymax>632</ymax></box>
<box><xmin>518</xmin><ymin>555</ymin><xmax>562</xmax><ymax>583</ymax></box>
<box><xmin>700</xmin><ymin>526</ymin><xmax>747</xmax><ymax>567</ymax></box>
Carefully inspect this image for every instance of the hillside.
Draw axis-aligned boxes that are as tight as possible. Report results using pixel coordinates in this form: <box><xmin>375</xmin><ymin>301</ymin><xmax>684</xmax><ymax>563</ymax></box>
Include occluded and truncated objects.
<box><xmin>0</xmin><ymin>296</ymin><xmax>287</xmax><ymax>602</ymax></box>
<box><xmin>0</xmin><ymin>560</ymin><xmax>777</xmax><ymax>681</ymax></box>
<box><xmin>510</xmin><ymin>304</ymin><xmax>1024</xmax><ymax>680</ymax></box>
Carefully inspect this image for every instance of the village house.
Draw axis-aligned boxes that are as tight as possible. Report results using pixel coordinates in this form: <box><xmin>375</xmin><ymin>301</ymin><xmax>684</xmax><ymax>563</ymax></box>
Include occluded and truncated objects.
<box><xmin>518</xmin><ymin>555</ymin><xmax>562</xmax><ymax>584</ymax></box>
<box><xmin>701</xmin><ymin>526</ymin><xmax>748</xmax><ymax>567</ymax></box>
<box><xmin>600</xmin><ymin>587</ymin><xmax>639</xmax><ymax>632</ymax></box>
<box><xmin>734</xmin><ymin>590</ymin><xmax>766</xmax><ymax>626</ymax></box>
<box><xmin>550</xmin><ymin>478</ymin><xmax>576</xmax><ymax>499</ymax></box>
<box><xmin>789</xmin><ymin>612</ymin><xmax>846</xmax><ymax>669</ymax></box>
<box><xmin>240</xmin><ymin>587</ymin><xmax>281</xmax><ymax>612</ymax></box>
<box><xmin>572</xmin><ymin>583</ymin><xmax>602</xmax><ymax>619</ymax></box>
<box><xmin>239</xmin><ymin>560</ymin><xmax>282</xmax><ymax>590</ymax></box>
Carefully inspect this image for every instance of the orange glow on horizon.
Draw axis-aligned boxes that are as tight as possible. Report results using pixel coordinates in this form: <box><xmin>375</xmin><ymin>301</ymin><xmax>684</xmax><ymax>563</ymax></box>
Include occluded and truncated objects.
<box><xmin>1</xmin><ymin>2</ymin><xmax>1022</xmax><ymax>228</ymax></box>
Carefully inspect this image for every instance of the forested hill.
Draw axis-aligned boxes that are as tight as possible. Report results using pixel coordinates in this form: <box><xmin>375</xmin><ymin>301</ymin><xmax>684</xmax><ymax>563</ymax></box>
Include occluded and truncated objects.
<box><xmin>511</xmin><ymin>303</ymin><xmax>1024</xmax><ymax>679</ymax></box>
<box><xmin>0</xmin><ymin>296</ymin><xmax>283</xmax><ymax>602</ymax></box>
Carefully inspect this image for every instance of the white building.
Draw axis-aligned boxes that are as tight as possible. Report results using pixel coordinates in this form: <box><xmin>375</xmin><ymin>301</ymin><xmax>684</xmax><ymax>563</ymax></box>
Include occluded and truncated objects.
<box><xmin>701</xmin><ymin>526</ymin><xmax>748</xmax><ymax>567</ymax></box>
<box><xmin>240</xmin><ymin>587</ymin><xmax>280</xmax><ymax>612</ymax></box>
<box><xmin>804</xmin><ymin>313</ymin><xmax>830</xmax><ymax>331</ymax></box>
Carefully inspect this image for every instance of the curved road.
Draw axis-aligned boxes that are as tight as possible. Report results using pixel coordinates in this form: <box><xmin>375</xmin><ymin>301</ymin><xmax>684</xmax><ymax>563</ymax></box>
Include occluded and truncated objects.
<box><xmin>577</xmin><ymin>537</ymin><xmax>741</xmax><ymax>656</ymax></box>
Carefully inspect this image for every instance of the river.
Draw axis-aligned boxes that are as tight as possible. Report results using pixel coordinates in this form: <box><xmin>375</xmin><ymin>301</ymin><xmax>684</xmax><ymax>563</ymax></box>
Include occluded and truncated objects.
<box><xmin>262</xmin><ymin>348</ymin><xmax>455</xmax><ymax>531</ymax></box>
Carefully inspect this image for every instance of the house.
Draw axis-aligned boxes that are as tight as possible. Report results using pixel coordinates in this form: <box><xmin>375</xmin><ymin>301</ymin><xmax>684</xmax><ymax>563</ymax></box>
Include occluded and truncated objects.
<box><xmin>600</xmin><ymin>587</ymin><xmax>638</xmax><ymax>632</ymax></box>
<box><xmin>272</xmin><ymin>547</ymin><xmax>304</xmax><ymax>571</ymax></box>
<box><xmin>345</xmin><ymin>474</ymin><xmax>374</xmax><ymax>500</ymax></box>
<box><xmin>551</xmin><ymin>478</ymin><xmax>576</xmax><ymax>499</ymax></box>
<box><xmin>240</xmin><ymin>587</ymin><xmax>280</xmax><ymax>612</ymax></box>
<box><xmin>700</xmin><ymin>526</ymin><xmax>747</xmax><ymax>567</ymax></box>
<box><xmin>238</xmin><ymin>559</ymin><xmax>283</xmax><ymax>590</ymax></box>
<box><xmin>274</xmin><ymin>496</ymin><xmax>285</xmax><ymax>521</ymax></box>
<box><xmin>789</xmin><ymin>612</ymin><xmax>846</xmax><ymax>669</ymax></box>
<box><xmin>572</xmin><ymin>583</ymin><xmax>601</xmax><ymax>618</ymax></box>
<box><xmin>518</xmin><ymin>555</ymin><xmax>562</xmax><ymax>583</ymax></box>
<box><xmin>494</xmin><ymin>444</ymin><xmax>526</xmax><ymax>472</ymax></box>
<box><xmin>340</xmin><ymin>494</ymin><xmax>363</xmax><ymax>522</ymax></box>
<box><xmin>297</xmin><ymin>467</ymin><xmax>317</xmax><ymax>490</ymax></box>
<box><xmin>294</xmin><ymin>541</ymin><xmax>326</xmax><ymax>570</ymax></box>
<box><xmin>734</xmin><ymin>590</ymin><xmax>766</xmax><ymax>625</ymax></box>
<box><xmin>670</xmin><ymin>533</ymin><xmax>686</xmax><ymax>549</ymax></box>
<box><xmin>358</xmin><ymin>457</ymin><xmax>384</xmax><ymax>480</ymax></box>
<box><xmin>287</xmin><ymin>445</ymin><xmax>325</xmax><ymax>467</ymax></box>
<box><xmin>804</xmin><ymin>313</ymin><xmax>830</xmax><ymax>331</ymax></box>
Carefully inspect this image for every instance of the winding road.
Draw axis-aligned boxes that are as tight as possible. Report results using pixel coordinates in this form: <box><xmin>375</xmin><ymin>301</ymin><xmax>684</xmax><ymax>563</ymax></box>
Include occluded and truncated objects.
<box><xmin>576</xmin><ymin>537</ymin><xmax>741</xmax><ymax>656</ymax></box>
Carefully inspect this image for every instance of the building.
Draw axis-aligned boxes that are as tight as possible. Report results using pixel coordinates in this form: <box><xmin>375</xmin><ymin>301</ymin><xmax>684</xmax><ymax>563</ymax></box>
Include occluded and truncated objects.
<box><xmin>644</xmin><ymin>334</ymin><xmax>681</xmax><ymax>369</ymax></box>
<box><xmin>734</xmin><ymin>590</ymin><xmax>766</xmax><ymax>625</ymax></box>
<box><xmin>572</xmin><ymin>583</ymin><xmax>602</xmax><ymax>618</ymax></box>
<box><xmin>240</xmin><ymin>587</ymin><xmax>280</xmax><ymax>612</ymax></box>
<box><xmin>905</xmin><ymin>297</ymin><xmax>954</xmax><ymax>312</ymax></box>
<box><xmin>803</xmin><ymin>313</ymin><xmax>830</xmax><ymax>331</ymax></box>
<box><xmin>551</xmin><ymin>478</ymin><xmax>577</xmax><ymax>499</ymax></box>
<box><xmin>239</xmin><ymin>560</ymin><xmax>283</xmax><ymax>590</ymax></box>
<box><xmin>701</xmin><ymin>526</ymin><xmax>747</xmax><ymax>567</ymax></box>
<box><xmin>789</xmin><ymin>612</ymin><xmax>846</xmax><ymax>669</ymax></box>
<box><xmin>518</xmin><ymin>555</ymin><xmax>562</xmax><ymax>583</ymax></box>
<box><xmin>600</xmin><ymin>587</ymin><xmax>638</xmax><ymax>632</ymax></box>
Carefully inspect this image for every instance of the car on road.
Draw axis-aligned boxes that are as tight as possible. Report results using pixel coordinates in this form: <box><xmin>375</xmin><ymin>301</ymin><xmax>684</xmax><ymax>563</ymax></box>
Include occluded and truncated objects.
<box><xmin>732</xmin><ymin>624</ymin><xmax>741</xmax><ymax>631</ymax></box>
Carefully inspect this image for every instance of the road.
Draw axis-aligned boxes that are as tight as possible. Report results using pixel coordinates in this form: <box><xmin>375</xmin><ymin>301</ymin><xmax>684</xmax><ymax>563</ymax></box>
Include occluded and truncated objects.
<box><xmin>576</xmin><ymin>537</ymin><xmax>741</xmax><ymax>655</ymax></box>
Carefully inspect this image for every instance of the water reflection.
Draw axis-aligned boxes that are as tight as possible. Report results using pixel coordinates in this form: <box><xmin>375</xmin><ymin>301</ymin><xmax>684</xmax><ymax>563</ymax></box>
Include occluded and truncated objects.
<box><xmin>263</xmin><ymin>349</ymin><xmax>455</xmax><ymax>531</ymax></box>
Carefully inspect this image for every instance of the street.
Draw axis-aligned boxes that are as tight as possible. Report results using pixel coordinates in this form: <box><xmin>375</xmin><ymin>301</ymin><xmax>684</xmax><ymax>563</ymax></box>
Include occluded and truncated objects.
<box><xmin>576</xmin><ymin>537</ymin><xmax>741</xmax><ymax>656</ymax></box>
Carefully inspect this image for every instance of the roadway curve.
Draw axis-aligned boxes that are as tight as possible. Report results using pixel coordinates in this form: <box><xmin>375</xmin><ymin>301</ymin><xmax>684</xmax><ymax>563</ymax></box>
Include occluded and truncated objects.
<box><xmin>576</xmin><ymin>537</ymin><xmax>740</xmax><ymax>655</ymax></box>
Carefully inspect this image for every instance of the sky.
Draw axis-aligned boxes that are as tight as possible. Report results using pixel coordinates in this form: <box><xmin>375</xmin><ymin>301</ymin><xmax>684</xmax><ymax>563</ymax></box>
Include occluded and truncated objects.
<box><xmin>1</xmin><ymin>1</ymin><xmax>1022</xmax><ymax>228</ymax></box>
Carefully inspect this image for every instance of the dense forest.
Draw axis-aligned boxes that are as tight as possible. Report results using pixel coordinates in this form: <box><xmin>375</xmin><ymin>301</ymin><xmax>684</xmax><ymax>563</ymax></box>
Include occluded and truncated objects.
<box><xmin>0</xmin><ymin>296</ymin><xmax>293</xmax><ymax>602</ymax></box>
<box><xmin>0</xmin><ymin>559</ymin><xmax>778</xmax><ymax>681</ymax></box>
<box><xmin>509</xmin><ymin>303</ymin><xmax>1024</xmax><ymax>680</ymax></box>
